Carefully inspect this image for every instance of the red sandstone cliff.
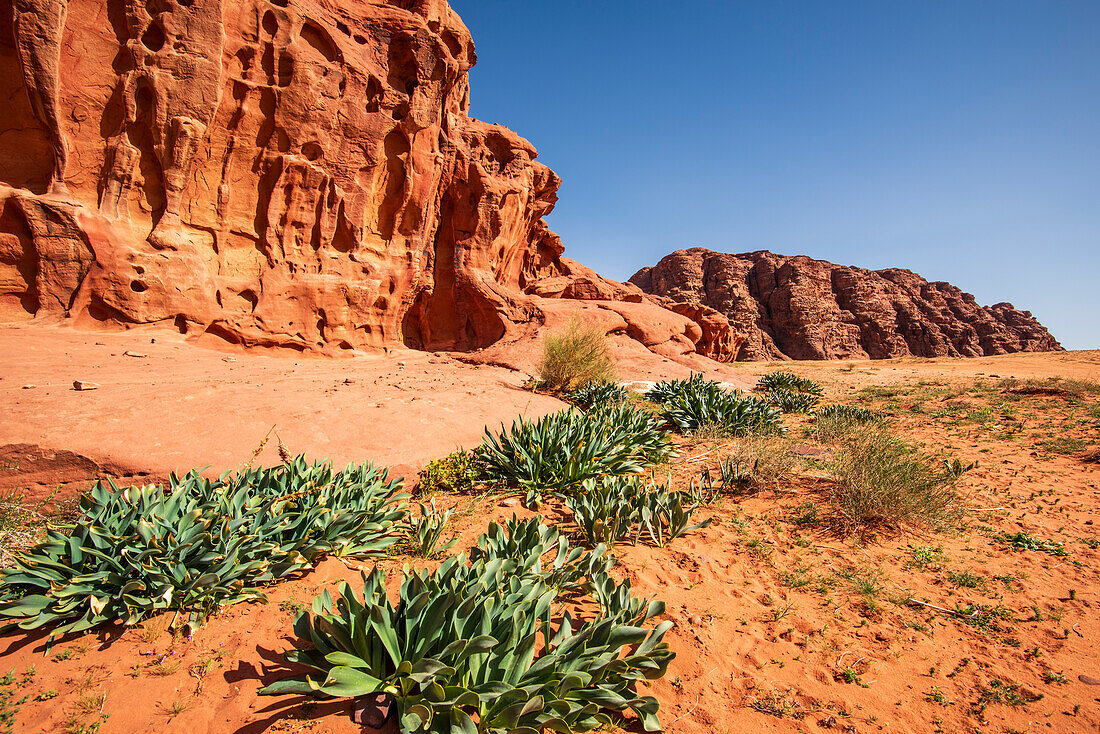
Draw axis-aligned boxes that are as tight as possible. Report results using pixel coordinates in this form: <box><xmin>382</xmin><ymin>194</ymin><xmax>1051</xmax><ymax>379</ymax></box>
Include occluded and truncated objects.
<box><xmin>630</xmin><ymin>248</ymin><xmax>1062</xmax><ymax>361</ymax></box>
<box><xmin>0</xmin><ymin>0</ymin><xmax>737</xmax><ymax>363</ymax></box>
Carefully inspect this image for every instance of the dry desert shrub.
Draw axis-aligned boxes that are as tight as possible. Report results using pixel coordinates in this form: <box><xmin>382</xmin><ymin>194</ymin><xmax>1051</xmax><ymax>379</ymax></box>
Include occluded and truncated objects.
<box><xmin>536</xmin><ymin>319</ymin><xmax>616</xmax><ymax>393</ymax></box>
<box><xmin>723</xmin><ymin>435</ymin><xmax>798</xmax><ymax>490</ymax></box>
<box><xmin>827</xmin><ymin>426</ymin><xmax>961</xmax><ymax>539</ymax></box>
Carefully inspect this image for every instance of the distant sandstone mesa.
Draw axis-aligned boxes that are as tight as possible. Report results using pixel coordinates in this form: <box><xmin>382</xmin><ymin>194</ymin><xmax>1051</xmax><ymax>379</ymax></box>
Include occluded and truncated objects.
<box><xmin>630</xmin><ymin>248</ymin><xmax>1062</xmax><ymax>361</ymax></box>
<box><xmin>0</xmin><ymin>0</ymin><xmax>736</xmax><ymax>362</ymax></box>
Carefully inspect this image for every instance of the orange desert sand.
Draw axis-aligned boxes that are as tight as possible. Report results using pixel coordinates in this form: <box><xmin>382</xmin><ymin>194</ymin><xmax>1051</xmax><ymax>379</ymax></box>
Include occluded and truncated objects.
<box><xmin>1</xmin><ymin>324</ymin><xmax>1099</xmax><ymax>734</ymax></box>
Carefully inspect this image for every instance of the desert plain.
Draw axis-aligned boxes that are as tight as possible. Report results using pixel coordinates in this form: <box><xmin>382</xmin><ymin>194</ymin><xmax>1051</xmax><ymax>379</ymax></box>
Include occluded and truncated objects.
<box><xmin>1</xmin><ymin>322</ymin><xmax>1098</xmax><ymax>734</ymax></box>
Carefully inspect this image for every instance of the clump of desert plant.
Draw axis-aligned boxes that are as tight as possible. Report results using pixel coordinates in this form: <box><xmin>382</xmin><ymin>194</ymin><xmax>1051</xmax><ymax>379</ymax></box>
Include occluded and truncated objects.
<box><xmin>756</xmin><ymin>372</ymin><xmax>823</xmax><ymax>397</ymax></box>
<box><xmin>813</xmin><ymin>404</ymin><xmax>881</xmax><ymax>442</ymax></box>
<box><xmin>826</xmin><ymin>427</ymin><xmax>962</xmax><ymax>539</ymax></box>
<box><xmin>564</xmin><ymin>477</ymin><xmax>647</xmax><ymax>547</ymax></box>
<box><xmin>417</xmin><ymin>449</ymin><xmax>484</xmax><ymax>494</ymax></box>
<box><xmin>567</xmin><ymin>380</ymin><xmax>630</xmax><ymax>411</ymax></box>
<box><xmin>0</xmin><ymin>488</ymin><xmax>79</xmax><ymax>568</ymax></box>
<box><xmin>942</xmin><ymin>458</ymin><xmax>977</xmax><ymax>480</ymax></box>
<box><xmin>471</xmin><ymin>517</ymin><xmax>612</xmax><ymax>593</ymax></box>
<box><xmin>0</xmin><ymin>457</ymin><xmax>408</xmax><ymax>644</ymax></box>
<box><xmin>536</xmin><ymin>319</ymin><xmax>617</xmax><ymax>394</ymax></box>
<box><xmin>646</xmin><ymin>373</ymin><xmax>723</xmax><ymax>405</ymax></box>
<box><xmin>479</xmin><ymin>406</ymin><xmax>673</xmax><ymax>507</ymax></box>
<box><xmin>998</xmin><ymin>531</ymin><xmax>1068</xmax><ymax>557</ymax></box>
<box><xmin>646</xmin><ymin>375</ymin><xmax>783</xmax><ymax>436</ymax></box>
<box><xmin>260</xmin><ymin>520</ymin><xmax>675</xmax><ymax>733</ymax></box>
<box><xmin>402</xmin><ymin>500</ymin><xmax>458</xmax><ymax>558</ymax></box>
<box><xmin>564</xmin><ymin>477</ymin><xmax>712</xmax><ymax>548</ymax></box>
<box><xmin>698</xmin><ymin>436</ymin><xmax>796</xmax><ymax>494</ymax></box>
<box><xmin>765</xmin><ymin>389</ymin><xmax>820</xmax><ymax>414</ymax></box>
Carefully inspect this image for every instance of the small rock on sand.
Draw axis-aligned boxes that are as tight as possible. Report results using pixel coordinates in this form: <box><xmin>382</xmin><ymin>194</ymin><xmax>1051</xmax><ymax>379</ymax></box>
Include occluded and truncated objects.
<box><xmin>72</xmin><ymin>381</ymin><xmax>99</xmax><ymax>391</ymax></box>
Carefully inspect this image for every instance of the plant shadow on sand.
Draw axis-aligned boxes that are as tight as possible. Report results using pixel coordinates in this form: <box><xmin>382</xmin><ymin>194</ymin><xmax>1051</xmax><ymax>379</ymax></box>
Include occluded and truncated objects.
<box><xmin>224</xmin><ymin>642</ymin><xmax>352</xmax><ymax>733</ymax></box>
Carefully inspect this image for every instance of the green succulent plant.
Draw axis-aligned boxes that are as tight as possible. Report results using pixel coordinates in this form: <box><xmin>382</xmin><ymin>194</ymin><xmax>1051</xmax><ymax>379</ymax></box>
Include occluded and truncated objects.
<box><xmin>565</xmin><ymin>477</ymin><xmax>713</xmax><ymax>549</ymax></box>
<box><xmin>645</xmin><ymin>375</ymin><xmax>783</xmax><ymax>435</ymax></box>
<box><xmin>814</xmin><ymin>404</ymin><xmax>879</xmax><ymax>423</ymax></box>
<box><xmin>755</xmin><ymin>372</ymin><xmax>823</xmax><ymax>396</ymax></box>
<box><xmin>260</xmin><ymin>520</ymin><xmax>674</xmax><ymax>733</ymax></box>
<box><xmin>661</xmin><ymin>388</ymin><xmax>783</xmax><ymax>436</ymax></box>
<box><xmin>645</xmin><ymin>373</ymin><xmax>725</xmax><ymax>405</ymax></box>
<box><xmin>478</xmin><ymin>406</ymin><xmax>673</xmax><ymax>507</ymax></box>
<box><xmin>764</xmin><ymin>389</ymin><xmax>820</xmax><ymax>414</ymax></box>
<box><xmin>0</xmin><ymin>457</ymin><xmax>407</xmax><ymax>644</ymax></box>
<box><xmin>566</xmin><ymin>381</ymin><xmax>631</xmax><ymax>411</ymax></box>
<box><xmin>405</xmin><ymin>500</ymin><xmax>458</xmax><ymax>558</ymax></box>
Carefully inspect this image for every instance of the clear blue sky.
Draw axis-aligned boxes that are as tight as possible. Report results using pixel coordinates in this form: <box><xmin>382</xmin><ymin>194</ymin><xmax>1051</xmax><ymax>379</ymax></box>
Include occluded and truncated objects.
<box><xmin>451</xmin><ymin>0</ymin><xmax>1099</xmax><ymax>350</ymax></box>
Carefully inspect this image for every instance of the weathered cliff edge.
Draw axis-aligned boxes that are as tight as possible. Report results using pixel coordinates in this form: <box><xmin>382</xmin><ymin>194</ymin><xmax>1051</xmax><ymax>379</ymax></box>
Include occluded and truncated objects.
<box><xmin>0</xmin><ymin>0</ymin><xmax>738</xmax><ymax>363</ymax></box>
<box><xmin>630</xmin><ymin>248</ymin><xmax>1062</xmax><ymax>361</ymax></box>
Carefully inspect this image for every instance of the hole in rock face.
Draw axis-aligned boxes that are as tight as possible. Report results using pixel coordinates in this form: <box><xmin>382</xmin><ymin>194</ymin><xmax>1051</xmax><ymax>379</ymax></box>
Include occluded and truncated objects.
<box><xmin>174</xmin><ymin>314</ymin><xmax>188</xmax><ymax>333</ymax></box>
<box><xmin>262</xmin><ymin>11</ymin><xmax>278</xmax><ymax>37</ymax></box>
<box><xmin>364</xmin><ymin>76</ymin><xmax>382</xmax><ymax>112</ymax></box>
<box><xmin>130</xmin><ymin>280</ymin><xmax>147</xmax><ymax>293</ymax></box>
<box><xmin>215</xmin><ymin>290</ymin><xmax>223</xmax><ymax>307</ymax></box>
<box><xmin>176</xmin><ymin>0</ymin><xmax>195</xmax><ymax>7</ymax></box>
<box><xmin>140</xmin><ymin>21</ymin><xmax>166</xmax><ymax>52</ymax></box>
<box><xmin>239</xmin><ymin>289</ymin><xmax>258</xmax><ymax>312</ymax></box>
<box><xmin>300</xmin><ymin>21</ymin><xmax>338</xmax><ymax>63</ymax></box>
<box><xmin>441</xmin><ymin>31</ymin><xmax>462</xmax><ymax>59</ymax></box>
<box><xmin>270</xmin><ymin>0</ymin><xmax>288</xmax><ymax>6</ymax></box>
<box><xmin>301</xmin><ymin>142</ymin><xmax>323</xmax><ymax>161</ymax></box>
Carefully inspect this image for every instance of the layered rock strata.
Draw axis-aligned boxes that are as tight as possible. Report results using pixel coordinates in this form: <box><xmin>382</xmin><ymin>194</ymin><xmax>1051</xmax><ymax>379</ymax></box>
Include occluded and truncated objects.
<box><xmin>630</xmin><ymin>248</ymin><xmax>1062</xmax><ymax>361</ymax></box>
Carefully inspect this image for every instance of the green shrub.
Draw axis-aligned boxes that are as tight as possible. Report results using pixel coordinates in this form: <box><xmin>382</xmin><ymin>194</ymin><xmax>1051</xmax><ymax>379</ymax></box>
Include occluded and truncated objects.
<box><xmin>815</xmin><ymin>404</ymin><xmax>878</xmax><ymax>422</ymax></box>
<box><xmin>647</xmin><ymin>374</ymin><xmax>783</xmax><ymax>435</ymax></box>
<box><xmin>470</xmin><ymin>517</ymin><xmax>611</xmax><ymax>593</ymax></box>
<box><xmin>663</xmin><ymin>389</ymin><xmax>783</xmax><ymax>436</ymax></box>
<box><xmin>260</xmin><ymin>520</ymin><xmax>674</xmax><ymax>733</ymax></box>
<box><xmin>418</xmin><ymin>449</ymin><xmax>484</xmax><ymax>494</ymax></box>
<box><xmin>537</xmin><ymin>320</ymin><xmax>617</xmax><ymax>393</ymax></box>
<box><xmin>998</xmin><ymin>531</ymin><xmax>1068</xmax><ymax>557</ymax></box>
<box><xmin>756</xmin><ymin>372</ymin><xmax>823</xmax><ymax>396</ymax></box>
<box><xmin>0</xmin><ymin>458</ymin><xmax>407</xmax><ymax>643</ymax></box>
<box><xmin>564</xmin><ymin>477</ymin><xmax>712</xmax><ymax>548</ymax></box>
<box><xmin>766</xmin><ymin>389</ymin><xmax>820</xmax><ymax>414</ymax></box>
<box><xmin>827</xmin><ymin>428</ymin><xmax>961</xmax><ymax>538</ymax></box>
<box><xmin>479</xmin><ymin>406</ymin><xmax>673</xmax><ymax>507</ymax></box>
<box><xmin>403</xmin><ymin>500</ymin><xmax>458</xmax><ymax>558</ymax></box>
<box><xmin>565</xmin><ymin>477</ymin><xmax>646</xmax><ymax>547</ymax></box>
<box><xmin>566</xmin><ymin>380</ymin><xmax>630</xmax><ymax>411</ymax></box>
<box><xmin>645</xmin><ymin>373</ymin><xmax>723</xmax><ymax>405</ymax></box>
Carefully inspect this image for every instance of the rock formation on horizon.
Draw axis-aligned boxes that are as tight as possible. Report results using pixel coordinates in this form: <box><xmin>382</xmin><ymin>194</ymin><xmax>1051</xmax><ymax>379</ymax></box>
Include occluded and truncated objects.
<box><xmin>630</xmin><ymin>248</ymin><xmax>1062</xmax><ymax>361</ymax></box>
<box><xmin>0</xmin><ymin>0</ymin><xmax>738</xmax><ymax>363</ymax></box>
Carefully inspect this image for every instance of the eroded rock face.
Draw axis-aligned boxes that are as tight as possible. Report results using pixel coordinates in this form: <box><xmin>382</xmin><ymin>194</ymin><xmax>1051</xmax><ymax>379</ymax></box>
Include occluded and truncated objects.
<box><xmin>630</xmin><ymin>248</ymin><xmax>1062</xmax><ymax>361</ymax></box>
<box><xmin>0</xmin><ymin>0</ymin><xmax>732</xmax><ymax>361</ymax></box>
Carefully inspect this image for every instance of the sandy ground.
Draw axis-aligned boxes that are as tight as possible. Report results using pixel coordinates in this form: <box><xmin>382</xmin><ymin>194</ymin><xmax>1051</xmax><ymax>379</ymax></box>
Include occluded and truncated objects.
<box><xmin>0</xmin><ymin>323</ymin><xmax>755</xmax><ymax>494</ymax></box>
<box><xmin>1</xmin><ymin>324</ymin><xmax>1098</xmax><ymax>733</ymax></box>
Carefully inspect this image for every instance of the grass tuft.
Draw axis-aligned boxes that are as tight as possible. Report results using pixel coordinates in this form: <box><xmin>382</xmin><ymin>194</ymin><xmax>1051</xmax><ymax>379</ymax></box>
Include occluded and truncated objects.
<box><xmin>536</xmin><ymin>319</ymin><xmax>616</xmax><ymax>394</ymax></box>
